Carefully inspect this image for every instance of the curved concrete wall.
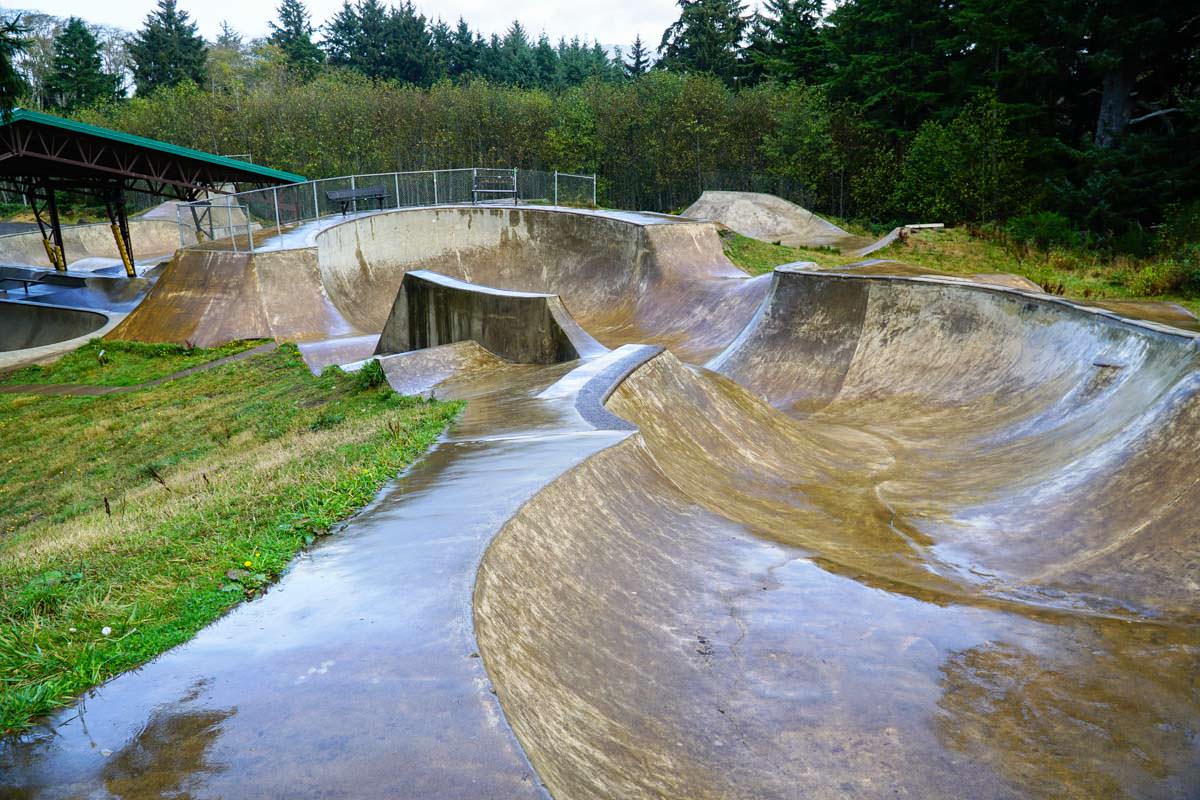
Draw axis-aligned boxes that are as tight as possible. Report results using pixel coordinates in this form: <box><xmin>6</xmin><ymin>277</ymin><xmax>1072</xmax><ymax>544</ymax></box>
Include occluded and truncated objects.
<box><xmin>0</xmin><ymin>219</ymin><xmax>192</xmax><ymax>268</ymax></box>
<box><xmin>474</xmin><ymin>273</ymin><xmax>1200</xmax><ymax>800</ymax></box>
<box><xmin>0</xmin><ymin>300</ymin><xmax>108</xmax><ymax>351</ymax></box>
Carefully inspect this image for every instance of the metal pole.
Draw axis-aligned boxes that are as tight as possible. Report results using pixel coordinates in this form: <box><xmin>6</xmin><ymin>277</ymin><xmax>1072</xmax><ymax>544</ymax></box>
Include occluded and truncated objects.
<box><xmin>395</xmin><ymin>172</ymin><xmax>401</xmax><ymax>209</ymax></box>
<box><xmin>350</xmin><ymin>175</ymin><xmax>357</xmax><ymax>213</ymax></box>
<box><xmin>432</xmin><ymin>171</ymin><xmax>438</xmax><ymax>205</ymax></box>
<box><xmin>273</xmin><ymin>187</ymin><xmax>281</xmax><ymax>237</ymax></box>
<box><xmin>247</xmin><ymin>207</ymin><xmax>255</xmax><ymax>253</ymax></box>
<box><xmin>513</xmin><ymin>167</ymin><xmax>518</xmax><ymax>206</ymax></box>
<box><xmin>312</xmin><ymin>180</ymin><xmax>320</xmax><ymax>221</ymax></box>
<box><xmin>592</xmin><ymin>174</ymin><xmax>597</xmax><ymax>207</ymax></box>
<box><xmin>177</xmin><ymin>203</ymin><xmax>186</xmax><ymax>247</ymax></box>
<box><xmin>554</xmin><ymin>171</ymin><xmax>558</xmax><ymax>206</ymax></box>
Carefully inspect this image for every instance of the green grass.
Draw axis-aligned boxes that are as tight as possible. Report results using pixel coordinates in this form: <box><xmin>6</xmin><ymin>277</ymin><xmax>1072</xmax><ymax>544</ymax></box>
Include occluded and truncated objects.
<box><xmin>720</xmin><ymin>231</ymin><xmax>861</xmax><ymax>275</ymax></box>
<box><xmin>0</xmin><ymin>343</ymin><xmax>461</xmax><ymax>732</ymax></box>
<box><xmin>0</xmin><ymin>339</ymin><xmax>266</xmax><ymax>387</ymax></box>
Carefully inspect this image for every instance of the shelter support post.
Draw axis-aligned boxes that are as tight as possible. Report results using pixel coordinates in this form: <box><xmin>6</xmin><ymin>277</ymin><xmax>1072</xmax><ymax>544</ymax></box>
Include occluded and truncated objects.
<box><xmin>104</xmin><ymin>190</ymin><xmax>136</xmax><ymax>277</ymax></box>
<box><xmin>27</xmin><ymin>184</ymin><xmax>66</xmax><ymax>271</ymax></box>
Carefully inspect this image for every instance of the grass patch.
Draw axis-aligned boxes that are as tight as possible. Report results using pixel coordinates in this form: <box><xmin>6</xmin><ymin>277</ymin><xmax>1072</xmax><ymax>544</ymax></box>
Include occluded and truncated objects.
<box><xmin>0</xmin><ymin>339</ymin><xmax>266</xmax><ymax>387</ymax></box>
<box><xmin>0</xmin><ymin>343</ymin><xmax>461</xmax><ymax>732</ymax></box>
<box><xmin>721</xmin><ymin>231</ymin><xmax>861</xmax><ymax>275</ymax></box>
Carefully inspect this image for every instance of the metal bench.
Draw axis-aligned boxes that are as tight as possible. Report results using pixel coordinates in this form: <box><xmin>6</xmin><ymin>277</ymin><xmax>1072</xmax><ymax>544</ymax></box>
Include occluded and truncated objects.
<box><xmin>325</xmin><ymin>185</ymin><xmax>389</xmax><ymax>215</ymax></box>
<box><xmin>472</xmin><ymin>170</ymin><xmax>518</xmax><ymax>205</ymax></box>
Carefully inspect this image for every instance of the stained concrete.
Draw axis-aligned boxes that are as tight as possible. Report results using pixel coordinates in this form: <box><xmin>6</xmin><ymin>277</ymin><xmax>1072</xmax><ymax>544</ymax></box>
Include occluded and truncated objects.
<box><xmin>376</xmin><ymin>270</ymin><xmax>605</xmax><ymax>363</ymax></box>
<box><xmin>3</xmin><ymin>205</ymin><xmax>1198</xmax><ymax>800</ymax></box>
<box><xmin>682</xmin><ymin>190</ymin><xmax>872</xmax><ymax>251</ymax></box>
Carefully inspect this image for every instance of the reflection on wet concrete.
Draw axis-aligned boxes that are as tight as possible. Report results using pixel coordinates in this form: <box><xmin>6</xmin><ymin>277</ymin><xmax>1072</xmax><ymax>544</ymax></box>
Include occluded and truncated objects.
<box><xmin>0</xmin><ymin>350</ymin><xmax>641</xmax><ymax>798</ymax></box>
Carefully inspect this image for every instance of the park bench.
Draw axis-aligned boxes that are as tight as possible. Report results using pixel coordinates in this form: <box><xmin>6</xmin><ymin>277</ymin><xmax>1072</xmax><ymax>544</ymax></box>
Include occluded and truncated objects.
<box><xmin>472</xmin><ymin>170</ymin><xmax>518</xmax><ymax>205</ymax></box>
<box><xmin>326</xmin><ymin>185</ymin><xmax>389</xmax><ymax>215</ymax></box>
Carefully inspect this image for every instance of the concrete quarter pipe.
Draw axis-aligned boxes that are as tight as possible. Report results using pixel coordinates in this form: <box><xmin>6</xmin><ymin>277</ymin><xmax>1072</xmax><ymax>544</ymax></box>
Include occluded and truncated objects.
<box><xmin>2</xmin><ymin>206</ymin><xmax>1198</xmax><ymax>799</ymax></box>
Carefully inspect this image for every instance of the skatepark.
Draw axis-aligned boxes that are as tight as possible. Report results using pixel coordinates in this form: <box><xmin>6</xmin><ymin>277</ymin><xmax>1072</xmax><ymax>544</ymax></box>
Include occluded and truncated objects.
<box><xmin>1</xmin><ymin>181</ymin><xmax>1198</xmax><ymax>798</ymax></box>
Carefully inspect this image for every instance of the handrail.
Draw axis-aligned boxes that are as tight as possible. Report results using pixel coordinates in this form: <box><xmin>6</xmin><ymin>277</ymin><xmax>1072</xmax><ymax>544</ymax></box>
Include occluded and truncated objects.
<box><xmin>175</xmin><ymin>167</ymin><xmax>597</xmax><ymax>250</ymax></box>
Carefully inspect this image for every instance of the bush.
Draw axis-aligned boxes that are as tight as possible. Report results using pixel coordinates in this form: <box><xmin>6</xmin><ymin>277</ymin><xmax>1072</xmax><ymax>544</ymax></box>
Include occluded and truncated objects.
<box><xmin>1158</xmin><ymin>202</ymin><xmax>1200</xmax><ymax>255</ymax></box>
<box><xmin>1005</xmin><ymin>212</ymin><xmax>1082</xmax><ymax>251</ymax></box>
<box><xmin>354</xmin><ymin>359</ymin><xmax>387</xmax><ymax>391</ymax></box>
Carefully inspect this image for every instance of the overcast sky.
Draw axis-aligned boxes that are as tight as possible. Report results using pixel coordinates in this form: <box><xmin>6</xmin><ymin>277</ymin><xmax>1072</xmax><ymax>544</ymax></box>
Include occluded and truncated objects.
<box><xmin>20</xmin><ymin>0</ymin><xmax>683</xmax><ymax>50</ymax></box>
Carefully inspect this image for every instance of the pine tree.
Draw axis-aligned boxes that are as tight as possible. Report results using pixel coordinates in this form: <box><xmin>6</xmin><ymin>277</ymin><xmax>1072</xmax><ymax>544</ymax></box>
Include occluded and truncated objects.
<box><xmin>534</xmin><ymin>33</ymin><xmax>558</xmax><ymax>88</ymax></box>
<box><xmin>747</xmin><ymin>0</ymin><xmax>827</xmax><ymax>83</ymax></box>
<box><xmin>215</xmin><ymin>20</ymin><xmax>242</xmax><ymax>51</ymax></box>
<box><xmin>445</xmin><ymin>18</ymin><xmax>479</xmax><ymax>79</ymax></box>
<box><xmin>322</xmin><ymin>2</ymin><xmax>361</xmax><ymax>69</ymax></box>
<box><xmin>625</xmin><ymin>34</ymin><xmax>652</xmax><ymax>78</ymax></box>
<box><xmin>269</xmin><ymin>0</ymin><xmax>324</xmax><ymax>79</ymax></box>
<box><xmin>499</xmin><ymin>21</ymin><xmax>537</xmax><ymax>87</ymax></box>
<box><xmin>659</xmin><ymin>0</ymin><xmax>749</xmax><ymax>85</ymax></box>
<box><xmin>43</xmin><ymin>17</ymin><xmax>116</xmax><ymax>112</ymax></box>
<box><xmin>384</xmin><ymin>1</ymin><xmax>434</xmax><ymax>86</ymax></box>
<box><xmin>0</xmin><ymin>15</ymin><xmax>27</xmax><ymax>116</ymax></box>
<box><xmin>128</xmin><ymin>0</ymin><xmax>206</xmax><ymax>95</ymax></box>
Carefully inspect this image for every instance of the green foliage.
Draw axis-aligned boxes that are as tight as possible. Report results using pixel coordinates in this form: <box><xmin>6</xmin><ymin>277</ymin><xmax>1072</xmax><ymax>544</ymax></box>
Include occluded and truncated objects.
<box><xmin>0</xmin><ymin>343</ymin><xmax>462</xmax><ymax>731</ymax></box>
<box><xmin>269</xmin><ymin>0</ymin><xmax>324</xmax><ymax>80</ymax></box>
<box><xmin>127</xmin><ymin>0</ymin><xmax>207</xmax><ymax>96</ymax></box>
<box><xmin>1005</xmin><ymin>212</ymin><xmax>1082</xmax><ymax>251</ymax></box>
<box><xmin>353</xmin><ymin>358</ymin><xmax>387</xmax><ymax>390</ymax></box>
<box><xmin>0</xmin><ymin>14</ymin><xmax>27</xmax><ymax>116</ymax></box>
<box><xmin>659</xmin><ymin>0</ymin><xmax>751</xmax><ymax>86</ymax></box>
<box><xmin>0</xmin><ymin>339</ymin><xmax>264</xmax><ymax>387</ymax></box>
<box><xmin>42</xmin><ymin>17</ymin><xmax>118</xmax><ymax>112</ymax></box>
<box><xmin>892</xmin><ymin>95</ymin><xmax>1023</xmax><ymax>222</ymax></box>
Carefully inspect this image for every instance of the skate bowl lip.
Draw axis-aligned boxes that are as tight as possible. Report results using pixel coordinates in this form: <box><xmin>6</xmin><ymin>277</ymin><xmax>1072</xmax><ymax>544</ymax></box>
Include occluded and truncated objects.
<box><xmin>0</xmin><ymin>299</ymin><xmax>121</xmax><ymax>370</ymax></box>
<box><xmin>774</xmin><ymin>261</ymin><xmax>1200</xmax><ymax>341</ymax></box>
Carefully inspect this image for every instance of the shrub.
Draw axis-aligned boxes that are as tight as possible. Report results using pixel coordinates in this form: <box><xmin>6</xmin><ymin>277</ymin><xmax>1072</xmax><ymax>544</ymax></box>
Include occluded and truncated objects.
<box><xmin>354</xmin><ymin>359</ymin><xmax>387</xmax><ymax>391</ymax></box>
<box><xmin>1005</xmin><ymin>212</ymin><xmax>1081</xmax><ymax>251</ymax></box>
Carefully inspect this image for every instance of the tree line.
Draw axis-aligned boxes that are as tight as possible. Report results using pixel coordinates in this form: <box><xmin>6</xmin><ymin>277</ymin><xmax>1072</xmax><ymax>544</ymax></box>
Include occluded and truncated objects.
<box><xmin>1</xmin><ymin>0</ymin><xmax>1197</xmax><ymax>253</ymax></box>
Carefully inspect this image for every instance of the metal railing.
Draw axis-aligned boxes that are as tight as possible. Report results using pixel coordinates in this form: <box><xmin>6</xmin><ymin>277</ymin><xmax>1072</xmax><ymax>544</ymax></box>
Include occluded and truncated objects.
<box><xmin>177</xmin><ymin>168</ymin><xmax>597</xmax><ymax>253</ymax></box>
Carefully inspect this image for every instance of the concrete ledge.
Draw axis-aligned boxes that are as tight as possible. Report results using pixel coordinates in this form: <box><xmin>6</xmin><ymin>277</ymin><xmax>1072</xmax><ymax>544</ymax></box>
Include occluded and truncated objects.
<box><xmin>375</xmin><ymin>269</ymin><xmax>606</xmax><ymax>364</ymax></box>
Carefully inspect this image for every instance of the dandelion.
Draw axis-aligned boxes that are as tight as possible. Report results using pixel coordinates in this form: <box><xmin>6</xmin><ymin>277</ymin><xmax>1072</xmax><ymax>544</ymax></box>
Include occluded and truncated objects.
<box><xmin>244</xmin><ymin>560</ymin><xmax>253</xmax><ymax>568</ymax></box>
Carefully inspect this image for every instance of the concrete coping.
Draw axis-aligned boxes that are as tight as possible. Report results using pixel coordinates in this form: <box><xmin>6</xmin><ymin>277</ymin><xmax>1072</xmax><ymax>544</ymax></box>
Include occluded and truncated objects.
<box><xmin>772</xmin><ymin>264</ymin><xmax>1200</xmax><ymax>342</ymax></box>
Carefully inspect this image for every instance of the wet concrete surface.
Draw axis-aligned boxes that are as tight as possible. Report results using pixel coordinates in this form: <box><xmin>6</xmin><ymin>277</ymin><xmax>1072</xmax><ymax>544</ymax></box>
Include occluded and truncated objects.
<box><xmin>4</xmin><ymin>206</ymin><xmax>1200</xmax><ymax>799</ymax></box>
<box><xmin>0</xmin><ymin>347</ymin><xmax>651</xmax><ymax>799</ymax></box>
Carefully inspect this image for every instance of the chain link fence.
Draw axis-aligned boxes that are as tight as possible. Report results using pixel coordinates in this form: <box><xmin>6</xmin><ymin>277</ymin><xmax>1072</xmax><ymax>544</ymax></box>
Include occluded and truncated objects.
<box><xmin>178</xmin><ymin>168</ymin><xmax>597</xmax><ymax>252</ymax></box>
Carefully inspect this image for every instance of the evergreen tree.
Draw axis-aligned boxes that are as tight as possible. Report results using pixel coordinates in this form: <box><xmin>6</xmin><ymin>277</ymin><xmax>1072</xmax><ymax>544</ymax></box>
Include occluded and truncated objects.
<box><xmin>269</xmin><ymin>0</ymin><xmax>324</xmax><ymax>79</ymax></box>
<box><xmin>534</xmin><ymin>33</ymin><xmax>558</xmax><ymax>88</ymax></box>
<box><xmin>445</xmin><ymin>18</ymin><xmax>479</xmax><ymax>79</ymax></box>
<box><xmin>215</xmin><ymin>20</ymin><xmax>242</xmax><ymax>51</ymax></box>
<box><xmin>625</xmin><ymin>34</ymin><xmax>652</xmax><ymax>78</ymax></box>
<box><xmin>499</xmin><ymin>21</ymin><xmax>537</xmax><ymax>87</ymax></box>
<box><xmin>384</xmin><ymin>1</ymin><xmax>434</xmax><ymax>86</ymax></box>
<box><xmin>43</xmin><ymin>17</ymin><xmax>116</xmax><ymax>112</ymax></box>
<box><xmin>747</xmin><ymin>0</ymin><xmax>827</xmax><ymax>83</ymax></box>
<box><xmin>659</xmin><ymin>0</ymin><xmax>749</xmax><ymax>85</ymax></box>
<box><xmin>0</xmin><ymin>15</ymin><xmax>27</xmax><ymax>116</ymax></box>
<box><xmin>323</xmin><ymin>1</ymin><xmax>361</xmax><ymax>69</ymax></box>
<box><xmin>128</xmin><ymin>0</ymin><xmax>207</xmax><ymax>95</ymax></box>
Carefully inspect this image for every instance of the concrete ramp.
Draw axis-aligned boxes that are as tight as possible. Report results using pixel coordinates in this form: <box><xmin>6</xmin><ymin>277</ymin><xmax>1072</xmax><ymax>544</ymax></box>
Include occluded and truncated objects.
<box><xmin>0</xmin><ymin>300</ymin><xmax>108</xmax><ymax>352</ymax></box>
<box><xmin>682</xmin><ymin>190</ymin><xmax>872</xmax><ymax>250</ymax></box>
<box><xmin>376</xmin><ymin>270</ymin><xmax>605</xmax><ymax>364</ymax></box>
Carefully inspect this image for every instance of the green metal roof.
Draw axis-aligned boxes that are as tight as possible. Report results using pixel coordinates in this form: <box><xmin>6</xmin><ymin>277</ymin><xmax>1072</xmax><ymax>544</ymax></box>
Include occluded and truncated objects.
<box><xmin>4</xmin><ymin>108</ymin><xmax>306</xmax><ymax>185</ymax></box>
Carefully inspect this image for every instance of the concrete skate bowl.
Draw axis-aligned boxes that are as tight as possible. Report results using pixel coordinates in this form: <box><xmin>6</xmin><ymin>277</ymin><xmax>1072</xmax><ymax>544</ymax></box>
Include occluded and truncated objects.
<box><xmin>0</xmin><ymin>219</ymin><xmax>191</xmax><ymax>271</ymax></box>
<box><xmin>112</xmin><ymin>206</ymin><xmax>773</xmax><ymax>361</ymax></box>
<box><xmin>474</xmin><ymin>270</ymin><xmax>1200</xmax><ymax>798</ymax></box>
<box><xmin>0</xmin><ymin>300</ymin><xmax>109</xmax><ymax>351</ymax></box>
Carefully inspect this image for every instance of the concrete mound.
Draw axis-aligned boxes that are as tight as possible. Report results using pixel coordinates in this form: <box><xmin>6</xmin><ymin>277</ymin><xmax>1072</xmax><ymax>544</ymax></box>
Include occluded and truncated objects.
<box><xmin>682</xmin><ymin>190</ymin><xmax>871</xmax><ymax>250</ymax></box>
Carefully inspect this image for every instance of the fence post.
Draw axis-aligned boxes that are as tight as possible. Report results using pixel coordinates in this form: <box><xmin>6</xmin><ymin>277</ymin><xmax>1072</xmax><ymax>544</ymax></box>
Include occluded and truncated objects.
<box><xmin>273</xmin><ymin>187</ymin><xmax>281</xmax><ymax>237</ymax></box>
<box><xmin>432</xmin><ymin>171</ymin><xmax>438</xmax><ymax>205</ymax></box>
<box><xmin>395</xmin><ymin>172</ymin><xmax>401</xmax><ymax>209</ymax></box>
<box><xmin>592</xmin><ymin>174</ymin><xmax>597</xmax><ymax>207</ymax></box>
<box><xmin>312</xmin><ymin>180</ymin><xmax>320</xmax><ymax>221</ymax></box>
<box><xmin>176</xmin><ymin>203</ymin><xmax>185</xmax><ymax>247</ymax></box>
<box><xmin>513</xmin><ymin>167</ymin><xmax>518</xmax><ymax>205</ymax></box>
<box><xmin>350</xmin><ymin>175</ymin><xmax>357</xmax><ymax>213</ymax></box>
<box><xmin>554</xmin><ymin>171</ymin><xmax>559</xmax><ymax>206</ymax></box>
<box><xmin>247</xmin><ymin>207</ymin><xmax>255</xmax><ymax>254</ymax></box>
